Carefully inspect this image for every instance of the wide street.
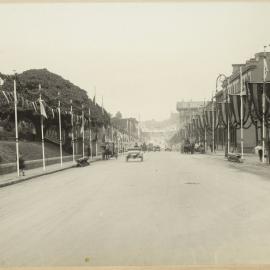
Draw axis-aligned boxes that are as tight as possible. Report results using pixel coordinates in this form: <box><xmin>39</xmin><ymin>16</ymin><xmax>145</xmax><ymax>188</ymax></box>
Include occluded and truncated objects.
<box><xmin>1</xmin><ymin>151</ymin><xmax>270</xmax><ymax>266</ymax></box>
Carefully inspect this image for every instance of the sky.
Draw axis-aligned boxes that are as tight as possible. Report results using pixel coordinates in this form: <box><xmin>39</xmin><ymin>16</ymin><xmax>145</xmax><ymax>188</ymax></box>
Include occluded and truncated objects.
<box><xmin>0</xmin><ymin>2</ymin><xmax>270</xmax><ymax>121</ymax></box>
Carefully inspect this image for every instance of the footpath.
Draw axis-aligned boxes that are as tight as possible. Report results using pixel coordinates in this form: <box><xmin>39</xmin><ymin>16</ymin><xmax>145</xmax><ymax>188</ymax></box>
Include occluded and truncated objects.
<box><xmin>206</xmin><ymin>150</ymin><xmax>263</xmax><ymax>165</ymax></box>
<box><xmin>0</xmin><ymin>155</ymin><xmax>102</xmax><ymax>188</ymax></box>
<box><xmin>205</xmin><ymin>150</ymin><xmax>270</xmax><ymax>178</ymax></box>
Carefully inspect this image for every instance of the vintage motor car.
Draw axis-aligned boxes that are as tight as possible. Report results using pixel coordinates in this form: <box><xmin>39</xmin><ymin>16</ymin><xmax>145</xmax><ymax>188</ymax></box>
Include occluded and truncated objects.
<box><xmin>126</xmin><ymin>147</ymin><xmax>144</xmax><ymax>162</ymax></box>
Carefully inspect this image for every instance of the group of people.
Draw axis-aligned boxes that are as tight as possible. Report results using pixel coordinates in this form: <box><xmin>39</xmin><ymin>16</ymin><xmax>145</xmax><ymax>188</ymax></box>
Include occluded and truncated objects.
<box><xmin>181</xmin><ymin>140</ymin><xmax>205</xmax><ymax>154</ymax></box>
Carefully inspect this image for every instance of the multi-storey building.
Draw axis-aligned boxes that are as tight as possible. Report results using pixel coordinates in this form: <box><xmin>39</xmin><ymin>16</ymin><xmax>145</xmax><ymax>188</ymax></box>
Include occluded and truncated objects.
<box><xmin>176</xmin><ymin>100</ymin><xmax>205</xmax><ymax>142</ymax></box>
<box><xmin>217</xmin><ymin>51</ymin><xmax>270</xmax><ymax>152</ymax></box>
<box><xmin>176</xmin><ymin>100</ymin><xmax>205</xmax><ymax>129</ymax></box>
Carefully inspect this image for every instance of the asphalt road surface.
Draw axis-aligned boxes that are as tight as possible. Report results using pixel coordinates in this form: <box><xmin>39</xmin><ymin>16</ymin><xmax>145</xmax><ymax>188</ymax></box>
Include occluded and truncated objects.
<box><xmin>1</xmin><ymin>152</ymin><xmax>270</xmax><ymax>266</ymax></box>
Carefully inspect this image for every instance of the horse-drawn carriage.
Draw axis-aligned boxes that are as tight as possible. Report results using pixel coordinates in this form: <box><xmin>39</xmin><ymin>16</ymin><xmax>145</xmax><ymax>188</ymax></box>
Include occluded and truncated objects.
<box><xmin>101</xmin><ymin>142</ymin><xmax>118</xmax><ymax>160</ymax></box>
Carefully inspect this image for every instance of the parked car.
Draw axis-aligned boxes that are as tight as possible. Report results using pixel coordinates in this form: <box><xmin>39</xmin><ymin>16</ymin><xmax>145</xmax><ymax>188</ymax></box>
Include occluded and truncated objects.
<box><xmin>165</xmin><ymin>147</ymin><xmax>172</xmax><ymax>151</ymax></box>
<box><xmin>126</xmin><ymin>147</ymin><xmax>143</xmax><ymax>162</ymax></box>
<box><xmin>153</xmin><ymin>145</ymin><xmax>161</xmax><ymax>151</ymax></box>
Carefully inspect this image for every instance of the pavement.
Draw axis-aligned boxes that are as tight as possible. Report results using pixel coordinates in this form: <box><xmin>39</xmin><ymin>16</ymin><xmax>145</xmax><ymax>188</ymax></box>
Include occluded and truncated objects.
<box><xmin>0</xmin><ymin>155</ymin><xmax>102</xmax><ymax>188</ymax></box>
<box><xmin>1</xmin><ymin>152</ymin><xmax>270</xmax><ymax>266</ymax></box>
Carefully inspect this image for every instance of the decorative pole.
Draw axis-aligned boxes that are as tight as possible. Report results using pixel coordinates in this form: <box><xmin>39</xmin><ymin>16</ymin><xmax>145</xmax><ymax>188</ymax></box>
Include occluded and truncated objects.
<box><xmin>227</xmin><ymin>79</ymin><xmax>230</xmax><ymax>155</ymax></box>
<box><xmin>96</xmin><ymin>132</ymin><xmax>98</xmax><ymax>157</ymax></box>
<box><xmin>82</xmin><ymin>104</ymin><xmax>85</xmax><ymax>158</ymax></box>
<box><xmin>13</xmin><ymin>75</ymin><xmax>20</xmax><ymax>176</ymax></box>
<box><xmin>262</xmin><ymin>46</ymin><xmax>267</xmax><ymax>163</ymax></box>
<box><xmin>58</xmin><ymin>92</ymin><xmax>63</xmax><ymax>167</ymax></box>
<box><xmin>212</xmin><ymin>94</ymin><xmax>215</xmax><ymax>153</ymax></box>
<box><xmin>70</xmin><ymin>100</ymin><xmax>75</xmax><ymax>164</ymax></box>
<box><xmin>89</xmin><ymin>107</ymin><xmax>93</xmax><ymax>160</ymax></box>
<box><xmin>240</xmin><ymin>66</ymin><xmax>244</xmax><ymax>159</ymax></box>
<box><xmin>39</xmin><ymin>84</ymin><xmax>46</xmax><ymax>171</ymax></box>
<box><xmin>204</xmin><ymin>127</ymin><xmax>207</xmax><ymax>152</ymax></box>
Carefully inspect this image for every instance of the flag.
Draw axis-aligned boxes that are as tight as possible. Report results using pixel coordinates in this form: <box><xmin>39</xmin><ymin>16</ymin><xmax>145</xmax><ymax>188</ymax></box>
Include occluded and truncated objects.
<box><xmin>80</xmin><ymin>124</ymin><xmax>84</xmax><ymax>134</ymax></box>
<box><xmin>80</xmin><ymin>117</ymin><xmax>84</xmax><ymax>134</ymax></box>
<box><xmin>88</xmin><ymin>108</ymin><xmax>91</xmax><ymax>123</ymax></box>
<box><xmin>246</xmin><ymin>82</ymin><xmax>270</xmax><ymax>121</ymax></box>
<box><xmin>264</xmin><ymin>57</ymin><xmax>269</xmax><ymax>82</ymax></box>
<box><xmin>32</xmin><ymin>102</ymin><xmax>37</xmax><ymax>112</ymax></box>
<box><xmin>21</xmin><ymin>96</ymin><xmax>25</xmax><ymax>108</ymax></box>
<box><xmin>39</xmin><ymin>100</ymin><xmax>47</xmax><ymax>118</ymax></box>
<box><xmin>7</xmin><ymin>91</ymin><xmax>14</xmax><ymax>102</ymax></box>
<box><xmin>1</xmin><ymin>91</ymin><xmax>10</xmax><ymax>103</ymax></box>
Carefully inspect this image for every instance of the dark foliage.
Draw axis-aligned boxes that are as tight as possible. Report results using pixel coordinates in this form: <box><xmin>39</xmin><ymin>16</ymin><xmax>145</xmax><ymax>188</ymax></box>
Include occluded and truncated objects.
<box><xmin>0</xmin><ymin>69</ymin><xmax>110</xmax><ymax>128</ymax></box>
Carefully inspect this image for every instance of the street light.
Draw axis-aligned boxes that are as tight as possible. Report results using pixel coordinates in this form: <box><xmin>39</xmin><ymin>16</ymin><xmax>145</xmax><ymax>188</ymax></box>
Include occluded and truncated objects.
<box><xmin>213</xmin><ymin>74</ymin><xmax>227</xmax><ymax>153</ymax></box>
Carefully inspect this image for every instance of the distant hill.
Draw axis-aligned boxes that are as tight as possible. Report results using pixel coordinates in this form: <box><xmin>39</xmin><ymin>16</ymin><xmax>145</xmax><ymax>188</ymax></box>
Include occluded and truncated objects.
<box><xmin>141</xmin><ymin>113</ymin><xmax>179</xmax><ymax>146</ymax></box>
<box><xmin>141</xmin><ymin>113</ymin><xmax>178</xmax><ymax>131</ymax></box>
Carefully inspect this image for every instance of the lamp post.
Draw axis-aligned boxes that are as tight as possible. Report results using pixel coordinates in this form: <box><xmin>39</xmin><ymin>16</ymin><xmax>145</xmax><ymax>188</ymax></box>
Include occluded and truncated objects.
<box><xmin>211</xmin><ymin>91</ymin><xmax>215</xmax><ymax>153</ymax></box>
<box><xmin>215</xmin><ymin>74</ymin><xmax>227</xmax><ymax>154</ymax></box>
<box><xmin>13</xmin><ymin>71</ymin><xmax>20</xmax><ymax>176</ymax></box>
<box><xmin>226</xmin><ymin>78</ymin><xmax>230</xmax><ymax>157</ymax></box>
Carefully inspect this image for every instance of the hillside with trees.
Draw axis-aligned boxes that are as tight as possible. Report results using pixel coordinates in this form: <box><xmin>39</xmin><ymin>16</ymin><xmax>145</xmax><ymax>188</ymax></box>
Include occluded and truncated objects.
<box><xmin>0</xmin><ymin>69</ymin><xmax>111</xmax><ymax>139</ymax></box>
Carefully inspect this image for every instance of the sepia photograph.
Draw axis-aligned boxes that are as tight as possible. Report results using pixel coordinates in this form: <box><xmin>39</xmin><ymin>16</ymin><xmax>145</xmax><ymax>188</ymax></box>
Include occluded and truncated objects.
<box><xmin>1</xmin><ymin>0</ymin><xmax>270</xmax><ymax>268</ymax></box>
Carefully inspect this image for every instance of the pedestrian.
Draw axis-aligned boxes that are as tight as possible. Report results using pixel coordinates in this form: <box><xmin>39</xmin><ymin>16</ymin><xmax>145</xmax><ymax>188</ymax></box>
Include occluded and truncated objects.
<box><xmin>255</xmin><ymin>142</ymin><xmax>263</xmax><ymax>162</ymax></box>
<box><xmin>210</xmin><ymin>143</ymin><xmax>213</xmax><ymax>152</ymax></box>
<box><xmin>32</xmin><ymin>126</ymin><xmax>36</xmax><ymax>141</ymax></box>
<box><xmin>18</xmin><ymin>153</ymin><xmax>25</xmax><ymax>176</ymax></box>
<box><xmin>190</xmin><ymin>143</ymin><xmax>195</xmax><ymax>154</ymax></box>
<box><xmin>87</xmin><ymin>145</ymin><xmax>91</xmax><ymax>157</ymax></box>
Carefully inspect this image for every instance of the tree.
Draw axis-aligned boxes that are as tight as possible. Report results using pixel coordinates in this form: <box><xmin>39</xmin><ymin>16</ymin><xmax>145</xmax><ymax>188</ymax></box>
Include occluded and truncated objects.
<box><xmin>0</xmin><ymin>69</ymin><xmax>111</xmax><ymax>140</ymax></box>
<box><xmin>115</xmin><ymin>111</ymin><xmax>122</xmax><ymax>119</ymax></box>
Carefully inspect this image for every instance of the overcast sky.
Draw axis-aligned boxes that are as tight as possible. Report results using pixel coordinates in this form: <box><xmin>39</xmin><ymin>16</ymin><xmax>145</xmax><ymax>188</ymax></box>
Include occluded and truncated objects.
<box><xmin>0</xmin><ymin>2</ymin><xmax>269</xmax><ymax>121</ymax></box>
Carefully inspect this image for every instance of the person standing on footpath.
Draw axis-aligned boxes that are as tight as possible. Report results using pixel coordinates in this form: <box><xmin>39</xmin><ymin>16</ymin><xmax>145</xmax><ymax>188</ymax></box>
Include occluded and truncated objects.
<box><xmin>255</xmin><ymin>142</ymin><xmax>263</xmax><ymax>162</ymax></box>
<box><xmin>18</xmin><ymin>153</ymin><xmax>26</xmax><ymax>176</ymax></box>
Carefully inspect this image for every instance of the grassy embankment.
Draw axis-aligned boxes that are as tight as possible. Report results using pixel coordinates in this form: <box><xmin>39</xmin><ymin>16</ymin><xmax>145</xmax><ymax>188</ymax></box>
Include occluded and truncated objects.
<box><xmin>0</xmin><ymin>141</ymin><xmax>69</xmax><ymax>164</ymax></box>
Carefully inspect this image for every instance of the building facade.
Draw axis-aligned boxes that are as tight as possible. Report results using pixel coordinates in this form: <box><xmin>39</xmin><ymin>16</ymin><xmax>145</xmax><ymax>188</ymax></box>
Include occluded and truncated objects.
<box><xmin>219</xmin><ymin>51</ymin><xmax>270</xmax><ymax>152</ymax></box>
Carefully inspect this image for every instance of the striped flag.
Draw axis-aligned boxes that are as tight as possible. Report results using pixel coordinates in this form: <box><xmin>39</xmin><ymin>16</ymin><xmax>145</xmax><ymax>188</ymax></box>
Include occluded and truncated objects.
<box><xmin>246</xmin><ymin>82</ymin><xmax>270</xmax><ymax>121</ymax></box>
<box><xmin>80</xmin><ymin>119</ymin><xmax>84</xmax><ymax>134</ymax></box>
<box><xmin>39</xmin><ymin>100</ymin><xmax>47</xmax><ymax>118</ymax></box>
<box><xmin>264</xmin><ymin>57</ymin><xmax>269</xmax><ymax>82</ymax></box>
<box><xmin>32</xmin><ymin>102</ymin><xmax>37</xmax><ymax>112</ymax></box>
<box><xmin>1</xmin><ymin>91</ymin><xmax>10</xmax><ymax>103</ymax></box>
